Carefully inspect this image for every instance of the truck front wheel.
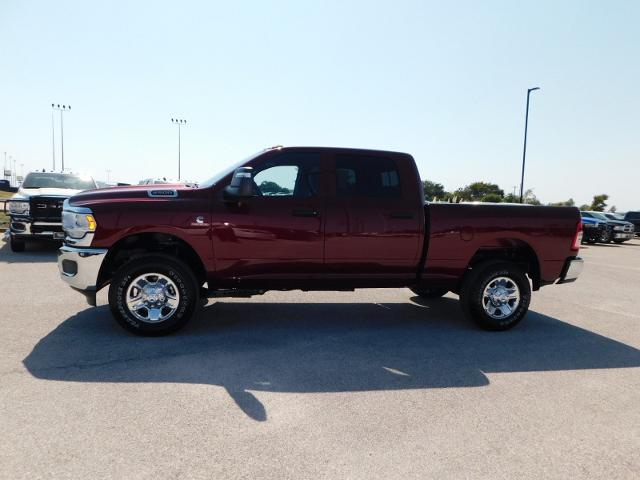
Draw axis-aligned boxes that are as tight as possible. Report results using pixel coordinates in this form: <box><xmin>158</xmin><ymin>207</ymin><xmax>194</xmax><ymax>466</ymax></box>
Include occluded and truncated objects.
<box><xmin>108</xmin><ymin>255</ymin><xmax>200</xmax><ymax>336</ymax></box>
<box><xmin>459</xmin><ymin>262</ymin><xmax>531</xmax><ymax>331</ymax></box>
<box><xmin>10</xmin><ymin>236</ymin><xmax>25</xmax><ymax>252</ymax></box>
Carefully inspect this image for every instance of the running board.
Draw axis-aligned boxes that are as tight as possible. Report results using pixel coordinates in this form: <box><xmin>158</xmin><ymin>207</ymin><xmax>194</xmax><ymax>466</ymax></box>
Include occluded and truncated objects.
<box><xmin>207</xmin><ymin>289</ymin><xmax>267</xmax><ymax>298</ymax></box>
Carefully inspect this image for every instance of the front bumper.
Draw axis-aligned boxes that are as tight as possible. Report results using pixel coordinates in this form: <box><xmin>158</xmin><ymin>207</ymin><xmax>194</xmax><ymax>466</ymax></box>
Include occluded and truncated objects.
<box><xmin>10</xmin><ymin>218</ymin><xmax>65</xmax><ymax>240</ymax></box>
<box><xmin>558</xmin><ymin>257</ymin><xmax>583</xmax><ymax>284</ymax></box>
<box><xmin>58</xmin><ymin>245</ymin><xmax>108</xmax><ymax>305</ymax></box>
<box><xmin>613</xmin><ymin>232</ymin><xmax>634</xmax><ymax>240</ymax></box>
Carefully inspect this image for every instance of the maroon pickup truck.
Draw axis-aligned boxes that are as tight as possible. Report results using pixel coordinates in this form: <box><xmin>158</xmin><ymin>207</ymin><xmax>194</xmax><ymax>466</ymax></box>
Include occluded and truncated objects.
<box><xmin>58</xmin><ymin>146</ymin><xmax>583</xmax><ymax>335</ymax></box>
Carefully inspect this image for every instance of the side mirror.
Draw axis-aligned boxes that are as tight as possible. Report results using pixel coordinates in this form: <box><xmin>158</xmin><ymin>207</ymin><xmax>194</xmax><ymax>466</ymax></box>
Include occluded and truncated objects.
<box><xmin>224</xmin><ymin>167</ymin><xmax>254</xmax><ymax>199</ymax></box>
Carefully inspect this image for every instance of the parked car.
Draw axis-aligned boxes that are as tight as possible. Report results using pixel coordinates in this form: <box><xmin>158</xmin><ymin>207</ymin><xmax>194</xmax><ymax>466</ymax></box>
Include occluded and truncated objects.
<box><xmin>581</xmin><ymin>217</ymin><xmax>605</xmax><ymax>244</ymax></box>
<box><xmin>581</xmin><ymin>211</ymin><xmax>635</xmax><ymax>243</ymax></box>
<box><xmin>139</xmin><ymin>177</ymin><xmax>182</xmax><ymax>185</ymax></box>
<box><xmin>622</xmin><ymin>211</ymin><xmax>640</xmax><ymax>236</ymax></box>
<box><xmin>57</xmin><ymin>146</ymin><xmax>583</xmax><ymax>335</ymax></box>
<box><xmin>6</xmin><ymin>171</ymin><xmax>97</xmax><ymax>252</ymax></box>
<box><xmin>0</xmin><ymin>179</ymin><xmax>18</xmax><ymax>192</ymax></box>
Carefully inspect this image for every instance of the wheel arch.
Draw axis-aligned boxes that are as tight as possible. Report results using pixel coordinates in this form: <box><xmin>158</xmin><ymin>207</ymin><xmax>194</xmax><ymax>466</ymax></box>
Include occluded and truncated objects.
<box><xmin>465</xmin><ymin>239</ymin><xmax>542</xmax><ymax>291</ymax></box>
<box><xmin>97</xmin><ymin>232</ymin><xmax>207</xmax><ymax>290</ymax></box>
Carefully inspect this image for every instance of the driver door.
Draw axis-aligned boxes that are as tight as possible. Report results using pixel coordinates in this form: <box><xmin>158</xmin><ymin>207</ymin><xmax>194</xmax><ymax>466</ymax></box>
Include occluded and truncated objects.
<box><xmin>211</xmin><ymin>150</ymin><xmax>326</xmax><ymax>282</ymax></box>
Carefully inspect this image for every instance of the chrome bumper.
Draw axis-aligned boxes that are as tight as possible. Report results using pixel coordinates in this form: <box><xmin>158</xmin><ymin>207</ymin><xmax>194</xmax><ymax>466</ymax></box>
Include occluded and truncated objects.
<box><xmin>558</xmin><ymin>257</ymin><xmax>583</xmax><ymax>284</ymax></box>
<box><xmin>613</xmin><ymin>232</ymin><xmax>634</xmax><ymax>240</ymax></box>
<box><xmin>10</xmin><ymin>219</ymin><xmax>65</xmax><ymax>240</ymax></box>
<box><xmin>58</xmin><ymin>245</ymin><xmax>108</xmax><ymax>303</ymax></box>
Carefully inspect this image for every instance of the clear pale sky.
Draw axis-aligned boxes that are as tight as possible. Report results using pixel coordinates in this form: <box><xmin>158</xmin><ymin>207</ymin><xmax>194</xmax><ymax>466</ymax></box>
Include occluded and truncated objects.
<box><xmin>1</xmin><ymin>1</ymin><xmax>638</xmax><ymax>210</ymax></box>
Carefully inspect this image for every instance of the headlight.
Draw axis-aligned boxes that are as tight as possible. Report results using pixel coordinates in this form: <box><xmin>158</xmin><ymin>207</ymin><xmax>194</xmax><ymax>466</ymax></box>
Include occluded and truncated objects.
<box><xmin>62</xmin><ymin>209</ymin><xmax>97</xmax><ymax>239</ymax></box>
<box><xmin>8</xmin><ymin>201</ymin><xmax>30</xmax><ymax>215</ymax></box>
<box><xmin>613</xmin><ymin>225</ymin><xmax>624</xmax><ymax>231</ymax></box>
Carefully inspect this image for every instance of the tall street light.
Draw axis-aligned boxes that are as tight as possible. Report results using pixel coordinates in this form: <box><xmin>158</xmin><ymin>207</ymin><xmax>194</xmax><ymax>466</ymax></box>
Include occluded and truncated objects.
<box><xmin>50</xmin><ymin>105</ymin><xmax>56</xmax><ymax>170</ymax></box>
<box><xmin>519</xmin><ymin>87</ymin><xmax>540</xmax><ymax>203</ymax></box>
<box><xmin>171</xmin><ymin>118</ymin><xmax>187</xmax><ymax>180</ymax></box>
<box><xmin>52</xmin><ymin>104</ymin><xmax>71</xmax><ymax>171</ymax></box>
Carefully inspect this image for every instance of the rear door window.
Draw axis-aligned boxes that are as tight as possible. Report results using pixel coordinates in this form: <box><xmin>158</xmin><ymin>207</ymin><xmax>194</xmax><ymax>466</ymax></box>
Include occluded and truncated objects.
<box><xmin>335</xmin><ymin>155</ymin><xmax>401</xmax><ymax>198</ymax></box>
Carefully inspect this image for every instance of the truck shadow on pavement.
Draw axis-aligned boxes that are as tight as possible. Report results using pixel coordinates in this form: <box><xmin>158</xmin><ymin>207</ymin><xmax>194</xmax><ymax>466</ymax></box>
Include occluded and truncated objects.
<box><xmin>0</xmin><ymin>239</ymin><xmax>59</xmax><ymax>263</ymax></box>
<box><xmin>24</xmin><ymin>297</ymin><xmax>640</xmax><ymax>421</ymax></box>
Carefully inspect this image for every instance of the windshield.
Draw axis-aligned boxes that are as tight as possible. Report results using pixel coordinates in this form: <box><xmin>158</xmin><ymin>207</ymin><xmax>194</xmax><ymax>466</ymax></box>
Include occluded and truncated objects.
<box><xmin>22</xmin><ymin>173</ymin><xmax>96</xmax><ymax>190</ymax></box>
<box><xmin>605</xmin><ymin>213</ymin><xmax>624</xmax><ymax>220</ymax></box>
<box><xmin>199</xmin><ymin>151</ymin><xmax>265</xmax><ymax>189</ymax></box>
<box><xmin>588</xmin><ymin>211</ymin><xmax>609</xmax><ymax>221</ymax></box>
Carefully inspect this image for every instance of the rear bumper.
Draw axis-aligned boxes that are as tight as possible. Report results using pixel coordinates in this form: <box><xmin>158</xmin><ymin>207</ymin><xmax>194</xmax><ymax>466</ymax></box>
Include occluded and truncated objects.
<box><xmin>58</xmin><ymin>245</ymin><xmax>108</xmax><ymax>305</ymax></box>
<box><xmin>558</xmin><ymin>257</ymin><xmax>583</xmax><ymax>284</ymax></box>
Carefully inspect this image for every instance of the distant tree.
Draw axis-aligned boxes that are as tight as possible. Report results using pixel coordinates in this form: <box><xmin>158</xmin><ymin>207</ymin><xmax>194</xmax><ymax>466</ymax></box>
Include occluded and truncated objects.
<box><xmin>503</xmin><ymin>193</ymin><xmax>519</xmax><ymax>203</ymax></box>
<box><xmin>259</xmin><ymin>180</ymin><xmax>290</xmax><ymax>195</ymax></box>
<box><xmin>522</xmin><ymin>189</ymin><xmax>541</xmax><ymax>206</ymax></box>
<box><xmin>481</xmin><ymin>193</ymin><xmax>503</xmax><ymax>203</ymax></box>
<box><xmin>608</xmin><ymin>205</ymin><xmax>617</xmax><ymax>213</ymax></box>
<box><xmin>423</xmin><ymin>180</ymin><xmax>448</xmax><ymax>201</ymax></box>
<box><xmin>589</xmin><ymin>194</ymin><xmax>609</xmax><ymax>212</ymax></box>
<box><xmin>579</xmin><ymin>204</ymin><xmax>590</xmax><ymax>211</ymax></box>
<box><xmin>454</xmin><ymin>182</ymin><xmax>504</xmax><ymax>201</ymax></box>
<box><xmin>548</xmin><ymin>198</ymin><xmax>575</xmax><ymax>207</ymax></box>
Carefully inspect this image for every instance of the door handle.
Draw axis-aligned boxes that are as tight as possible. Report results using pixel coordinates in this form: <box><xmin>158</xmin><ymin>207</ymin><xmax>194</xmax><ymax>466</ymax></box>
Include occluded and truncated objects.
<box><xmin>389</xmin><ymin>211</ymin><xmax>414</xmax><ymax>219</ymax></box>
<box><xmin>292</xmin><ymin>208</ymin><xmax>319</xmax><ymax>217</ymax></box>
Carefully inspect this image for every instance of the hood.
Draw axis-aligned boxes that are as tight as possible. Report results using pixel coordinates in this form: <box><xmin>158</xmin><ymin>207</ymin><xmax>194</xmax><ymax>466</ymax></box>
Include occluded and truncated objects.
<box><xmin>68</xmin><ymin>183</ymin><xmax>201</xmax><ymax>207</ymax></box>
<box><xmin>18</xmin><ymin>187</ymin><xmax>84</xmax><ymax>198</ymax></box>
<box><xmin>606</xmin><ymin>219</ymin><xmax>633</xmax><ymax>227</ymax></box>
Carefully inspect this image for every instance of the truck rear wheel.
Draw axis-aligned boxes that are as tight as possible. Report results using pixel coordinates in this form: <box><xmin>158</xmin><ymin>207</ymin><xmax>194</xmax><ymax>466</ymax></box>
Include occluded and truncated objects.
<box><xmin>410</xmin><ymin>286</ymin><xmax>449</xmax><ymax>299</ymax></box>
<box><xmin>459</xmin><ymin>262</ymin><xmax>531</xmax><ymax>331</ymax></box>
<box><xmin>108</xmin><ymin>255</ymin><xmax>200</xmax><ymax>336</ymax></box>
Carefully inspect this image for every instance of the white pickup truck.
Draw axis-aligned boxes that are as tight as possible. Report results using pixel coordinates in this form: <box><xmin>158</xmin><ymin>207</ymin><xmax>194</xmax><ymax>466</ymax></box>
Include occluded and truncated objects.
<box><xmin>6</xmin><ymin>171</ymin><xmax>97</xmax><ymax>252</ymax></box>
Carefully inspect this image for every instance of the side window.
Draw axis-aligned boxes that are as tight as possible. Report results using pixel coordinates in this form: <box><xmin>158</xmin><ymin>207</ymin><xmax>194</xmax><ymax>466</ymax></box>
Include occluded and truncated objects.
<box><xmin>254</xmin><ymin>165</ymin><xmax>298</xmax><ymax>196</ymax></box>
<box><xmin>253</xmin><ymin>152</ymin><xmax>321</xmax><ymax>198</ymax></box>
<box><xmin>335</xmin><ymin>155</ymin><xmax>401</xmax><ymax>197</ymax></box>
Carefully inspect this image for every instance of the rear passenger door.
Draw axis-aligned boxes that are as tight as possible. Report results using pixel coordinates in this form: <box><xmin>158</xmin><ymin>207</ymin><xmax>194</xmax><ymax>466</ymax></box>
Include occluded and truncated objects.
<box><xmin>324</xmin><ymin>152</ymin><xmax>424</xmax><ymax>279</ymax></box>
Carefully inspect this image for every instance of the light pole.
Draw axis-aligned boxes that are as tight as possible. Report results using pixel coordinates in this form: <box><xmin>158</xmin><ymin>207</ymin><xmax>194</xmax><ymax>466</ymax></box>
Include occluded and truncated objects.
<box><xmin>106</xmin><ymin>169</ymin><xmax>111</xmax><ymax>184</ymax></box>
<box><xmin>171</xmin><ymin>118</ymin><xmax>187</xmax><ymax>180</ymax></box>
<box><xmin>50</xmin><ymin>104</ymin><xmax>56</xmax><ymax>170</ymax></box>
<box><xmin>519</xmin><ymin>87</ymin><xmax>540</xmax><ymax>203</ymax></box>
<box><xmin>52</xmin><ymin>104</ymin><xmax>71</xmax><ymax>171</ymax></box>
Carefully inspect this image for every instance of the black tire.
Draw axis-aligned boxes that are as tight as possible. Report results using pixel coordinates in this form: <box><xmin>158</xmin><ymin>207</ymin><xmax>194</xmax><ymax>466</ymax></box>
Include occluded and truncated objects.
<box><xmin>10</xmin><ymin>236</ymin><xmax>25</xmax><ymax>252</ymax></box>
<box><xmin>108</xmin><ymin>255</ymin><xmax>200</xmax><ymax>336</ymax></box>
<box><xmin>613</xmin><ymin>239</ymin><xmax>626</xmax><ymax>244</ymax></box>
<box><xmin>599</xmin><ymin>230</ymin><xmax>611</xmax><ymax>243</ymax></box>
<box><xmin>459</xmin><ymin>261</ymin><xmax>531</xmax><ymax>331</ymax></box>
<box><xmin>584</xmin><ymin>236</ymin><xmax>598</xmax><ymax>245</ymax></box>
<box><xmin>410</xmin><ymin>286</ymin><xmax>449</xmax><ymax>299</ymax></box>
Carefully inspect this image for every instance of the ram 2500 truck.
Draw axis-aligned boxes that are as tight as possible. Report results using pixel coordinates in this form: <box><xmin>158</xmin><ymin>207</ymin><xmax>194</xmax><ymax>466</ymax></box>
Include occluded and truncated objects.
<box><xmin>7</xmin><ymin>171</ymin><xmax>97</xmax><ymax>252</ymax></box>
<box><xmin>57</xmin><ymin>146</ymin><xmax>583</xmax><ymax>336</ymax></box>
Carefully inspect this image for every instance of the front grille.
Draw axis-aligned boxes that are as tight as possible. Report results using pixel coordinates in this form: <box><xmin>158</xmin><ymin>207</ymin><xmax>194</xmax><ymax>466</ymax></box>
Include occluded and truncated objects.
<box><xmin>31</xmin><ymin>224</ymin><xmax>64</xmax><ymax>234</ymax></box>
<box><xmin>29</xmin><ymin>196</ymin><xmax>66</xmax><ymax>222</ymax></box>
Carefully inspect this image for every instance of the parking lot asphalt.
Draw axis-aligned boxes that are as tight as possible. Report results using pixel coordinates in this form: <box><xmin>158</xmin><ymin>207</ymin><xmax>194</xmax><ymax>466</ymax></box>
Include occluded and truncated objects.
<box><xmin>1</xmin><ymin>238</ymin><xmax>639</xmax><ymax>479</ymax></box>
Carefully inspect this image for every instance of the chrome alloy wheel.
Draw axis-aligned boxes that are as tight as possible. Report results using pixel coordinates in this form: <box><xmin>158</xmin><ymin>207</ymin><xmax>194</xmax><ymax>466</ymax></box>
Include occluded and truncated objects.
<box><xmin>125</xmin><ymin>273</ymin><xmax>180</xmax><ymax>323</ymax></box>
<box><xmin>482</xmin><ymin>276</ymin><xmax>521</xmax><ymax>319</ymax></box>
